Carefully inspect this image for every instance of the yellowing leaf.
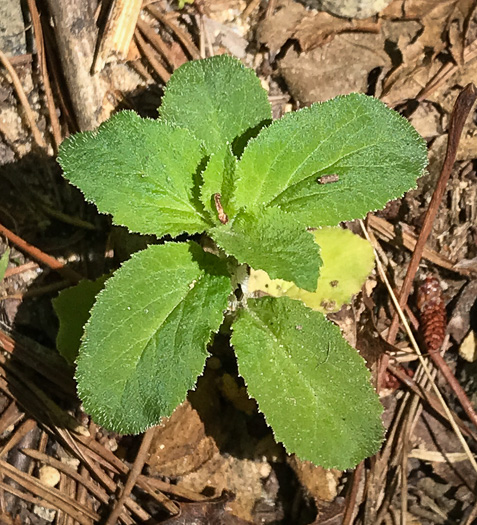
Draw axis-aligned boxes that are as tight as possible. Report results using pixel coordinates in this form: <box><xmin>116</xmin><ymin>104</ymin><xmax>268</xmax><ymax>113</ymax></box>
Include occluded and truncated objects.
<box><xmin>248</xmin><ymin>227</ymin><xmax>374</xmax><ymax>312</ymax></box>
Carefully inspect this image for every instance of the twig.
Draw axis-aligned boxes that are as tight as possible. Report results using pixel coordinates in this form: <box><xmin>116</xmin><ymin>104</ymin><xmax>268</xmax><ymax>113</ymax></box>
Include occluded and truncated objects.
<box><xmin>93</xmin><ymin>0</ymin><xmax>142</xmax><ymax>73</ymax></box>
<box><xmin>387</xmin><ymin>84</ymin><xmax>477</xmax><ymax>344</ymax></box>
<box><xmin>360</xmin><ymin>220</ymin><xmax>477</xmax><ymax>474</ymax></box>
<box><xmin>27</xmin><ymin>0</ymin><xmax>62</xmax><ymax>152</ymax></box>
<box><xmin>387</xmin><ymin>364</ymin><xmax>477</xmax><ymax>442</ymax></box>
<box><xmin>4</xmin><ymin>261</ymin><xmax>39</xmax><ymax>279</ymax></box>
<box><xmin>44</xmin><ymin>0</ymin><xmax>104</xmax><ymax>131</ymax></box>
<box><xmin>265</xmin><ymin>0</ymin><xmax>277</xmax><ymax>18</ymax></box>
<box><xmin>136</xmin><ymin>17</ymin><xmax>176</xmax><ymax>70</ymax></box>
<box><xmin>104</xmin><ymin>427</ymin><xmax>156</xmax><ymax>525</ymax></box>
<box><xmin>242</xmin><ymin>0</ymin><xmax>261</xmax><ymax>19</ymax></box>
<box><xmin>342</xmin><ymin>460</ymin><xmax>364</xmax><ymax>525</ymax></box>
<box><xmin>417</xmin><ymin>40</ymin><xmax>477</xmax><ymax>102</ymax></box>
<box><xmin>76</xmin><ymin>433</ymin><xmax>181</xmax><ymax>511</ymax></box>
<box><xmin>0</xmin><ymin>222</ymin><xmax>82</xmax><ymax>284</ymax></box>
<box><xmin>0</xmin><ymin>49</ymin><xmax>46</xmax><ymax>149</ymax></box>
<box><xmin>134</xmin><ymin>30</ymin><xmax>171</xmax><ymax>84</ymax></box>
<box><xmin>147</xmin><ymin>4</ymin><xmax>200</xmax><ymax>60</ymax></box>
<box><xmin>367</xmin><ymin>215</ymin><xmax>474</xmax><ymax>277</ymax></box>
<box><xmin>0</xmin><ymin>329</ymin><xmax>75</xmax><ymax>395</ymax></box>
<box><xmin>0</xmin><ymin>419</ymin><xmax>37</xmax><ymax>458</ymax></box>
<box><xmin>0</xmin><ymin>459</ymin><xmax>99</xmax><ymax>524</ymax></box>
<box><xmin>427</xmin><ymin>350</ymin><xmax>477</xmax><ymax>429</ymax></box>
<box><xmin>21</xmin><ymin>449</ymin><xmax>141</xmax><ymax>524</ymax></box>
<box><xmin>0</xmin><ymin>402</ymin><xmax>23</xmax><ymax>435</ymax></box>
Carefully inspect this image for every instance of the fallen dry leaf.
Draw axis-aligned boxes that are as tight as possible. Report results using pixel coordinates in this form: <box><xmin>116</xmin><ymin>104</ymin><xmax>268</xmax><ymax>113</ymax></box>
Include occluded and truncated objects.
<box><xmin>279</xmin><ymin>32</ymin><xmax>390</xmax><ymax>104</ymax></box>
<box><xmin>258</xmin><ymin>0</ymin><xmax>381</xmax><ymax>53</ymax></box>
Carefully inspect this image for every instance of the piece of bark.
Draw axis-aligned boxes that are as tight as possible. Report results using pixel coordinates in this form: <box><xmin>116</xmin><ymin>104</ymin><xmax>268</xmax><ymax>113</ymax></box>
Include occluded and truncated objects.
<box><xmin>44</xmin><ymin>0</ymin><xmax>104</xmax><ymax>131</ymax></box>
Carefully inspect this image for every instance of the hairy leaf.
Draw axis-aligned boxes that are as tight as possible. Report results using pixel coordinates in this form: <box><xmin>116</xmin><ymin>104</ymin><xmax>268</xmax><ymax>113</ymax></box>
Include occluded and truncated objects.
<box><xmin>76</xmin><ymin>242</ymin><xmax>232</xmax><ymax>434</ymax></box>
<box><xmin>233</xmin><ymin>93</ymin><xmax>427</xmax><ymax>225</ymax></box>
<box><xmin>53</xmin><ymin>275</ymin><xmax>109</xmax><ymax>365</ymax></box>
<box><xmin>58</xmin><ymin>111</ymin><xmax>211</xmax><ymax>238</ymax></box>
<box><xmin>232</xmin><ymin>297</ymin><xmax>384</xmax><ymax>469</ymax></box>
<box><xmin>199</xmin><ymin>144</ymin><xmax>237</xmax><ymax>223</ymax></box>
<box><xmin>248</xmin><ymin>227</ymin><xmax>375</xmax><ymax>312</ymax></box>
<box><xmin>211</xmin><ymin>208</ymin><xmax>321</xmax><ymax>291</ymax></box>
<box><xmin>160</xmin><ymin>55</ymin><xmax>272</xmax><ymax>155</ymax></box>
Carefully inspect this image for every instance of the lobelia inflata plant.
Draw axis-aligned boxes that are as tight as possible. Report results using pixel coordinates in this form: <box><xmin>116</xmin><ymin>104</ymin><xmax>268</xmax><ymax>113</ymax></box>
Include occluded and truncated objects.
<box><xmin>55</xmin><ymin>55</ymin><xmax>427</xmax><ymax>469</ymax></box>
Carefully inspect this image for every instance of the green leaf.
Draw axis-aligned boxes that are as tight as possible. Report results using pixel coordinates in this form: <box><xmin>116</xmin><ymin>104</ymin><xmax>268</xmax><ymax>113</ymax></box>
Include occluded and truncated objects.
<box><xmin>232</xmin><ymin>297</ymin><xmax>384</xmax><ymax>469</ymax></box>
<box><xmin>211</xmin><ymin>207</ymin><xmax>321</xmax><ymax>291</ymax></box>
<box><xmin>53</xmin><ymin>275</ymin><xmax>109</xmax><ymax>365</ymax></box>
<box><xmin>233</xmin><ymin>93</ymin><xmax>427</xmax><ymax>225</ymax></box>
<box><xmin>76</xmin><ymin>242</ymin><xmax>232</xmax><ymax>433</ymax></box>
<box><xmin>248</xmin><ymin>227</ymin><xmax>375</xmax><ymax>312</ymax></box>
<box><xmin>58</xmin><ymin>111</ymin><xmax>211</xmax><ymax>238</ymax></box>
<box><xmin>199</xmin><ymin>144</ymin><xmax>237</xmax><ymax>223</ymax></box>
<box><xmin>0</xmin><ymin>248</ymin><xmax>10</xmax><ymax>281</ymax></box>
<box><xmin>160</xmin><ymin>55</ymin><xmax>272</xmax><ymax>155</ymax></box>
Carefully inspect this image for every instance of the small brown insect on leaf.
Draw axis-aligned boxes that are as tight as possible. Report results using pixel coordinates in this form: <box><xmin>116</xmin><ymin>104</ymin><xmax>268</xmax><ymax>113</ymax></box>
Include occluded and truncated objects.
<box><xmin>317</xmin><ymin>174</ymin><xmax>339</xmax><ymax>184</ymax></box>
<box><xmin>213</xmin><ymin>193</ymin><xmax>228</xmax><ymax>225</ymax></box>
<box><xmin>417</xmin><ymin>276</ymin><xmax>446</xmax><ymax>352</ymax></box>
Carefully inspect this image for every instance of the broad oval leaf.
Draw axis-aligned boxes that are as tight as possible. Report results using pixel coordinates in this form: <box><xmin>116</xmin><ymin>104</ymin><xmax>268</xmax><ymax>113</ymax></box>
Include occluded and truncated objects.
<box><xmin>248</xmin><ymin>227</ymin><xmax>375</xmax><ymax>312</ymax></box>
<box><xmin>232</xmin><ymin>296</ymin><xmax>384</xmax><ymax>469</ymax></box>
<box><xmin>159</xmin><ymin>55</ymin><xmax>272</xmax><ymax>155</ymax></box>
<box><xmin>76</xmin><ymin>242</ymin><xmax>232</xmax><ymax>434</ymax></box>
<box><xmin>233</xmin><ymin>93</ymin><xmax>427</xmax><ymax>226</ymax></box>
<box><xmin>58</xmin><ymin>111</ymin><xmax>211</xmax><ymax>238</ymax></box>
<box><xmin>211</xmin><ymin>207</ymin><xmax>322</xmax><ymax>291</ymax></box>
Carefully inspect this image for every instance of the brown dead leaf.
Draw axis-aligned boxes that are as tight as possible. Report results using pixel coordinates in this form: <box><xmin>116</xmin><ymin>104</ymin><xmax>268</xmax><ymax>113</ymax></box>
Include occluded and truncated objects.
<box><xmin>448</xmin><ymin>0</ymin><xmax>477</xmax><ymax>65</ymax></box>
<box><xmin>279</xmin><ymin>32</ymin><xmax>391</xmax><ymax>104</ymax></box>
<box><xmin>148</xmin><ymin>401</ymin><xmax>218</xmax><ymax>477</ymax></box>
<box><xmin>408</xmin><ymin>101</ymin><xmax>442</xmax><ymax>139</ymax></box>
<box><xmin>288</xmin><ymin>456</ymin><xmax>341</xmax><ymax>502</ymax></box>
<box><xmin>380</xmin><ymin>49</ymin><xmax>442</xmax><ymax>105</ymax></box>
<box><xmin>295</xmin><ymin>12</ymin><xmax>381</xmax><ymax>52</ymax></box>
<box><xmin>379</xmin><ymin>1</ymin><xmax>472</xmax><ymax>104</ymax></box>
<box><xmin>258</xmin><ymin>0</ymin><xmax>381</xmax><ymax>53</ymax></box>
<box><xmin>403</xmin><ymin>0</ymin><xmax>458</xmax><ymax>20</ymax></box>
<box><xmin>381</xmin><ymin>0</ymin><xmax>405</xmax><ymax>18</ymax></box>
<box><xmin>161</xmin><ymin>493</ymin><xmax>252</xmax><ymax>525</ymax></box>
<box><xmin>256</xmin><ymin>0</ymin><xmax>306</xmax><ymax>52</ymax></box>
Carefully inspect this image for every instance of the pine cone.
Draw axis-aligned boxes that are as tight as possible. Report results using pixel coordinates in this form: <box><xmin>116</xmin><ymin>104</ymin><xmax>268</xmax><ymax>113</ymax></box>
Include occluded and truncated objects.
<box><xmin>417</xmin><ymin>276</ymin><xmax>446</xmax><ymax>352</ymax></box>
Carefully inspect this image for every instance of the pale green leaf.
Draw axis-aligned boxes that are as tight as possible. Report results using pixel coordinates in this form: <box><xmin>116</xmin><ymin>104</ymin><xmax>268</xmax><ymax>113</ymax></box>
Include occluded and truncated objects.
<box><xmin>76</xmin><ymin>242</ymin><xmax>232</xmax><ymax>434</ymax></box>
<box><xmin>0</xmin><ymin>248</ymin><xmax>10</xmax><ymax>281</ymax></box>
<box><xmin>159</xmin><ymin>55</ymin><xmax>272</xmax><ymax>155</ymax></box>
<box><xmin>199</xmin><ymin>144</ymin><xmax>237</xmax><ymax>223</ymax></box>
<box><xmin>211</xmin><ymin>207</ymin><xmax>321</xmax><ymax>291</ymax></box>
<box><xmin>233</xmin><ymin>93</ymin><xmax>427</xmax><ymax>226</ymax></box>
<box><xmin>53</xmin><ymin>275</ymin><xmax>109</xmax><ymax>365</ymax></box>
<box><xmin>58</xmin><ymin>111</ymin><xmax>211</xmax><ymax>238</ymax></box>
<box><xmin>232</xmin><ymin>297</ymin><xmax>384</xmax><ymax>469</ymax></box>
<box><xmin>248</xmin><ymin>227</ymin><xmax>375</xmax><ymax>312</ymax></box>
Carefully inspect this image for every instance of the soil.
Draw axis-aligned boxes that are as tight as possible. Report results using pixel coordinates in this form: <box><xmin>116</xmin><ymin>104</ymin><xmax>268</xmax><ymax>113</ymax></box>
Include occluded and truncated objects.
<box><xmin>0</xmin><ymin>0</ymin><xmax>476</xmax><ymax>524</ymax></box>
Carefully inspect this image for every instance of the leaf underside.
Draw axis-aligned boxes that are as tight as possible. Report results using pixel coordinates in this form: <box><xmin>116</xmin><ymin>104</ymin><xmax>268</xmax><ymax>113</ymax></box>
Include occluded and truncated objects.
<box><xmin>232</xmin><ymin>296</ymin><xmax>384</xmax><ymax>469</ymax></box>
<box><xmin>76</xmin><ymin>242</ymin><xmax>232</xmax><ymax>434</ymax></box>
<box><xmin>58</xmin><ymin>111</ymin><xmax>210</xmax><ymax>238</ymax></box>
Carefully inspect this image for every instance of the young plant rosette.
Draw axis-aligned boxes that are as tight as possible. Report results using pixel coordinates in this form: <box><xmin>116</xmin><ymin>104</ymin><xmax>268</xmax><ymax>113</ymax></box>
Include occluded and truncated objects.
<box><xmin>56</xmin><ymin>55</ymin><xmax>427</xmax><ymax>469</ymax></box>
